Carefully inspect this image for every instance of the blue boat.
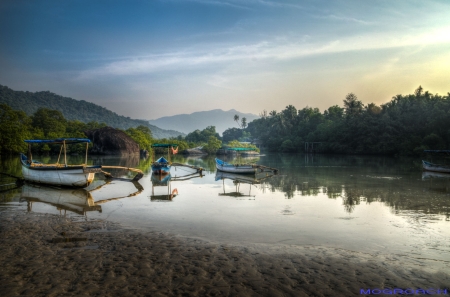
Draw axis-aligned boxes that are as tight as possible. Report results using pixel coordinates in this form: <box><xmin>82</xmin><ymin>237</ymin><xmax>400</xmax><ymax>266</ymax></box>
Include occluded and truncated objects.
<box><xmin>151</xmin><ymin>157</ymin><xmax>171</xmax><ymax>175</ymax></box>
<box><xmin>151</xmin><ymin>144</ymin><xmax>178</xmax><ymax>175</ymax></box>
<box><xmin>215</xmin><ymin>158</ymin><xmax>257</xmax><ymax>174</ymax></box>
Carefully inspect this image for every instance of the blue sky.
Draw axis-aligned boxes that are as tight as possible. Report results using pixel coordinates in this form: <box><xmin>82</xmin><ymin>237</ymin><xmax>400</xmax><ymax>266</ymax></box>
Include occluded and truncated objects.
<box><xmin>1</xmin><ymin>0</ymin><xmax>450</xmax><ymax>119</ymax></box>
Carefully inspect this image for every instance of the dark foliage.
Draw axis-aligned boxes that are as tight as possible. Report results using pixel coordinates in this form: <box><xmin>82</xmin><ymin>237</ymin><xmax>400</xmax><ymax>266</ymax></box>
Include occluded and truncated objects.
<box><xmin>185</xmin><ymin>126</ymin><xmax>221</xmax><ymax>143</ymax></box>
<box><xmin>247</xmin><ymin>86</ymin><xmax>450</xmax><ymax>155</ymax></box>
<box><xmin>0</xmin><ymin>85</ymin><xmax>182</xmax><ymax>139</ymax></box>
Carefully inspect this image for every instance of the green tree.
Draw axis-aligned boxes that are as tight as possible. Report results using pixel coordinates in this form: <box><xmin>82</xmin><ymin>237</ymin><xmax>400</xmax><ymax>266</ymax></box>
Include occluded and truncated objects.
<box><xmin>185</xmin><ymin>126</ymin><xmax>220</xmax><ymax>143</ymax></box>
<box><xmin>0</xmin><ymin>104</ymin><xmax>31</xmax><ymax>154</ymax></box>
<box><xmin>204</xmin><ymin>136</ymin><xmax>222</xmax><ymax>153</ymax></box>
<box><xmin>125</xmin><ymin>125</ymin><xmax>153</xmax><ymax>151</ymax></box>
<box><xmin>343</xmin><ymin>93</ymin><xmax>364</xmax><ymax>116</ymax></box>
<box><xmin>31</xmin><ymin>108</ymin><xmax>67</xmax><ymax>138</ymax></box>
<box><xmin>222</xmin><ymin>127</ymin><xmax>243</xmax><ymax>143</ymax></box>
<box><xmin>241</xmin><ymin>117</ymin><xmax>247</xmax><ymax>129</ymax></box>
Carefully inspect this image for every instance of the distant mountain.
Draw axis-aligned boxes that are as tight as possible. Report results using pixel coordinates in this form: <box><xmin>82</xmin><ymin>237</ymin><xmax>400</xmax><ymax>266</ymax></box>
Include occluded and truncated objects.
<box><xmin>0</xmin><ymin>85</ymin><xmax>183</xmax><ymax>139</ymax></box>
<box><xmin>149</xmin><ymin>109</ymin><xmax>258</xmax><ymax>135</ymax></box>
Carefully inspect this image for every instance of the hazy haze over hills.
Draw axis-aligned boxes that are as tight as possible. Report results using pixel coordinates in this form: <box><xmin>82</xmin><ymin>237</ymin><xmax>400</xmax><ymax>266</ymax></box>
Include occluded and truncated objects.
<box><xmin>0</xmin><ymin>85</ymin><xmax>183</xmax><ymax>139</ymax></box>
<box><xmin>149</xmin><ymin>109</ymin><xmax>258</xmax><ymax>135</ymax></box>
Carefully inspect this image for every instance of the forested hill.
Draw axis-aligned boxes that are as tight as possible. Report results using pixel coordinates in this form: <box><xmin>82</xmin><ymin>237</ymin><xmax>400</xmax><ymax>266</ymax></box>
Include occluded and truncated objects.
<box><xmin>0</xmin><ymin>85</ymin><xmax>183</xmax><ymax>138</ymax></box>
<box><xmin>149</xmin><ymin>109</ymin><xmax>258</xmax><ymax>134</ymax></box>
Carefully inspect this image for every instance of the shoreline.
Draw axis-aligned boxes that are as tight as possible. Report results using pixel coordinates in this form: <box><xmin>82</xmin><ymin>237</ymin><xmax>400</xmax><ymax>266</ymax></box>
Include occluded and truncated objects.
<box><xmin>1</xmin><ymin>210</ymin><xmax>448</xmax><ymax>296</ymax></box>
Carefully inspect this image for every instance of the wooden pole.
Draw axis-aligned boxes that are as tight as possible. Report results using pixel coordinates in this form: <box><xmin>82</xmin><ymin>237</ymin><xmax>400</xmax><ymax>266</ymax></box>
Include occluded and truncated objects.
<box><xmin>56</xmin><ymin>145</ymin><xmax>63</xmax><ymax>165</ymax></box>
<box><xmin>85</xmin><ymin>142</ymin><xmax>88</xmax><ymax>165</ymax></box>
<box><xmin>27</xmin><ymin>144</ymin><xmax>32</xmax><ymax>164</ymax></box>
<box><xmin>63</xmin><ymin>140</ymin><xmax>67</xmax><ymax>166</ymax></box>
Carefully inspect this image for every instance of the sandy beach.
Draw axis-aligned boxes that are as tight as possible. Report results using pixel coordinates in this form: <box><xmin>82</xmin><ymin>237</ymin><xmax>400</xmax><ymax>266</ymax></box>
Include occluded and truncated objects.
<box><xmin>1</xmin><ymin>210</ymin><xmax>449</xmax><ymax>297</ymax></box>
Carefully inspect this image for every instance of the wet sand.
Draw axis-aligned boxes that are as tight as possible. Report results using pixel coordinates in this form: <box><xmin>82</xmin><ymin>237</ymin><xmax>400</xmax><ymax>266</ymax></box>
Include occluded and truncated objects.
<box><xmin>1</xmin><ymin>210</ymin><xmax>448</xmax><ymax>296</ymax></box>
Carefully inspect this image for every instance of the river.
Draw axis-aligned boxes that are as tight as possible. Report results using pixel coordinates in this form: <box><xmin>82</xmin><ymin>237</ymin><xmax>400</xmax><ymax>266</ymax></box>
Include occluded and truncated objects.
<box><xmin>1</xmin><ymin>153</ymin><xmax>449</xmax><ymax>267</ymax></box>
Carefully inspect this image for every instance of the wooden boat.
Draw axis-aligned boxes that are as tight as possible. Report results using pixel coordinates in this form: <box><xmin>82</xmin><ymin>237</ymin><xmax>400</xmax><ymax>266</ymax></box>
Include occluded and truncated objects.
<box><xmin>151</xmin><ymin>157</ymin><xmax>171</xmax><ymax>175</ymax></box>
<box><xmin>215</xmin><ymin>147</ymin><xmax>278</xmax><ymax>174</ymax></box>
<box><xmin>21</xmin><ymin>138</ymin><xmax>102</xmax><ymax>188</ymax></box>
<box><xmin>151</xmin><ymin>143</ymin><xmax>178</xmax><ymax>175</ymax></box>
<box><xmin>422</xmin><ymin>160</ymin><xmax>450</xmax><ymax>173</ymax></box>
<box><xmin>215</xmin><ymin>158</ymin><xmax>257</xmax><ymax>174</ymax></box>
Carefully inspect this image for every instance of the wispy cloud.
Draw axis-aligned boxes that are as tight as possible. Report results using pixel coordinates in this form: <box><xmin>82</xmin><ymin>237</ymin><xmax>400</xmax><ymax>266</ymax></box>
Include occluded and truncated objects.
<box><xmin>163</xmin><ymin>0</ymin><xmax>302</xmax><ymax>10</ymax></box>
<box><xmin>162</xmin><ymin>0</ymin><xmax>251</xmax><ymax>10</ymax></box>
<box><xmin>76</xmin><ymin>25</ymin><xmax>450</xmax><ymax>80</ymax></box>
<box><xmin>322</xmin><ymin>14</ymin><xmax>373</xmax><ymax>25</ymax></box>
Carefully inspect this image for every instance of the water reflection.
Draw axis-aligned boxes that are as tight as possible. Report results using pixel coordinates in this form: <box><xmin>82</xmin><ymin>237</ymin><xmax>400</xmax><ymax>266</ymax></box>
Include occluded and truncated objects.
<box><xmin>150</xmin><ymin>174</ymin><xmax>178</xmax><ymax>201</ymax></box>
<box><xmin>251</xmin><ymin>154</ymin><xmax>450</xmax><ymax>217</ymax></box>
<box><xmin>21</xmin><ymin>184</ymin><xmax>101</xmax><ymax>215</ymax></box>
<box><xmin>215</xmin><ymin>171</ymin><xmax>276</xmax><ymax>198</ymax></box>
<box><xmin>149</xmin><ymin>169</ymin><xmax>205</xmax><ymax>201</ymax></box>
<box><xmin>215</xmin><ymin>172</ymin><xmax>258</xmax><ymax>198</ymax></box>
<box><xmin>20</xmin><ymin>179</ymin><xmax>144</xmax><ymax>216</ymax></box>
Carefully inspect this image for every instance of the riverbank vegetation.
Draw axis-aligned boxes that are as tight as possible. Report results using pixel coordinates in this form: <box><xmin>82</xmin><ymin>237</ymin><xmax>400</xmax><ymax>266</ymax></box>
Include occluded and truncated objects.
<box><xmin>242</xmin><ymin>86</ymin><xmax>450</xmax><ymax>155</ymax></box>
<box><xmin>0</xmin><ymin>104</ymin><xmax>221</xmax><ymax>155</ymax></box>
<box><xmin>2</xmin><ymin>86</ymin><xmax>448</xmax><ymax>156</ymax></box>
<box><xmin>0</xmin><ymin>104</ymin><xmax>187</xmax><ymax>155</ymax></box>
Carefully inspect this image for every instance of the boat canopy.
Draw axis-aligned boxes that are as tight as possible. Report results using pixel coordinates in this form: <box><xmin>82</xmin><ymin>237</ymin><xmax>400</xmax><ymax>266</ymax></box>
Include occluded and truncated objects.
<box><xmin>24</xmin><ymin>138</ymin><xmax>91</xmax><ymax>144</ymax></box>
<box><xmin>226</xmin><ymin>147</ymin><xmax>256</xmax><ymax>151</ymax></box>
<box><xmin>424</xmin><ymin>150</ymin><xmax>450</xmax><ymax>154</ymax></box>
<box><xmin>151</xmin><ymin>143</ymin><xmax>178</xmax><ymax>148</ymax></box>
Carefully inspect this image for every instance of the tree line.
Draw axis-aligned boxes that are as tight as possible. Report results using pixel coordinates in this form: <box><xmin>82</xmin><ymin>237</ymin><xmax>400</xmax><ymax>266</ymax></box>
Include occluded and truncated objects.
<box><xmin>0</xmin><ymin>104</ymin><xmax>253</xmax><ymax>155</ymax></box>
<box><xmin>235</xmin><ymin>86</ymin><xmax>450</xmax><ymax>155</ymax></box>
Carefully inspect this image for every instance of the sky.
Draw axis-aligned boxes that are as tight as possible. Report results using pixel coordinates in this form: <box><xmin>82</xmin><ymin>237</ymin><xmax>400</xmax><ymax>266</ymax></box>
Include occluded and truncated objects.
<box><xmin>1</xmin><ymin>0</ymin><xmax>450</xmax><ymax>120</ymax></box>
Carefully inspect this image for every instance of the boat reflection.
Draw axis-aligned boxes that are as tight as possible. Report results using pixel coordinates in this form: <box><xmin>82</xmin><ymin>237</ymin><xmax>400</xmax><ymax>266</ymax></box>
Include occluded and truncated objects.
<box><xmin>215</xmin><ymin>171</ymin><xmax>275</xmax><ymax>198</ymax></box>
<box><xmin>150</xmin><ymin>173</ymin><xmax>178</xmax><ymax>201</ymax></box>
<box><xmin>422</xmin><ymin>171</ymin><xmax>450</xmax><ymax>180</ymax></box>
<box><xmin>20</xmin><ymin>180</ymin><xmax>144</xmax><ymax>215</ymax></box>
<box><xmin>150</xmin><ymin>170</ymin><xmax>204</xmax><ymax>201</ymax></box>
<box><xmin>21</xmin><ymin>184</ymin><xmax>101</xmax><ymax>215</ymax></box>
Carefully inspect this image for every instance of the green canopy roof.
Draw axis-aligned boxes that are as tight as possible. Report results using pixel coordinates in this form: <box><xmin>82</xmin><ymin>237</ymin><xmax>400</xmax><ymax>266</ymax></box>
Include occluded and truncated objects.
<box><xmin>226</xmin><ymin>147</ymin><xmax>256</xmax><ymax>151</ymax></box>
<box><xmin>151</xmin><ymin>143</ymin><xmax>178</xmax><ymax>148</ymax></box>
<box><xmin>24</xmin><ymin>138</ymin><xmax>91</xmax><ymax>144</ymax></box>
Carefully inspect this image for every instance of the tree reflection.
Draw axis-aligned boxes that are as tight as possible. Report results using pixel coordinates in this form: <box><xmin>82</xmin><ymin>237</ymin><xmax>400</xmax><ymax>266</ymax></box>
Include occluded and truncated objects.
<box><xmin>341</xmin><ymin>188</ymin><xmax>362</xmax><ymax>213</ymax></box>
<box><xmin>257</xmin><ymin>154</ymin><xmax>450</xmax><ymax>217</ymax></box>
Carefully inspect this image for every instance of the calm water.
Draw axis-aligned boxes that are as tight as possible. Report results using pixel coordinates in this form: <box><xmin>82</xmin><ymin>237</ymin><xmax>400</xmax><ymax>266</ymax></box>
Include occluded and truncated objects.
<box><xmin>1</xmin><ymin>153</ymin><xmax>449</xmax><ymax>264</ymax></box>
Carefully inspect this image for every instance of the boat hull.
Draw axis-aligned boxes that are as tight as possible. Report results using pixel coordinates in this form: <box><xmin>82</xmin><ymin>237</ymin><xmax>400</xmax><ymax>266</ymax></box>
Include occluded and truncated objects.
<box><xmin>152</xmin><ymin>157</ymin><xmax>171</xmax><ymax>175</ymax></box>
<box><xmin>215</xmin><ymin>158</ymin><xmax>256</xmax><ymax>174</ymax></box>
<box><xmin>151</xmin><ymin>165</ymin><xmax>171</xmax><ymax>175</ymax></box>
<box><xmin>422</xmin><ymin>160</ymin><xmax>450</xmax><ymax>173</ymax></box>
<box><xmin>21</xmin><ymin>154</ymin><xmax>101</xmax><ymax>188</ymax></box>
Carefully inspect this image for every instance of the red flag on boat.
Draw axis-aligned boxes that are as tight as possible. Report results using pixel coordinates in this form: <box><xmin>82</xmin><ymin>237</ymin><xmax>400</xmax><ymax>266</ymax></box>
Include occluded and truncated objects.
<box><xmin>171</xmin><ymin>146</ymin><xmax>178</xmax><ymax>155</ymax></box>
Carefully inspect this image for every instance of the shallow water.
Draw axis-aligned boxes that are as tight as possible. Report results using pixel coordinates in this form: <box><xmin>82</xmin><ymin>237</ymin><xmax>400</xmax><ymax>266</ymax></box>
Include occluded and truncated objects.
<box><xmin>1</xmin><ymin>153</ymin><xmax>449</xmax><ymax>264</ymax></box>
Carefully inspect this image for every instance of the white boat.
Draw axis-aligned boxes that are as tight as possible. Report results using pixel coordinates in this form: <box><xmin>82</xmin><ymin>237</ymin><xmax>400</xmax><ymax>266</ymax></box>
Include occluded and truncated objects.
<box><xmin>21</xmin><ymin>138</ymin><xmax>102</xmax><ymax>188</ymax></box>
<box><xmin>422</xmin><ymin>160</ymin><xmax>450</xmax><ymax>173</ymax></box>
<box><xmin>215</xmin><ymin>158</ymin><xmax>257</xmax><ymax>174</ymax></box>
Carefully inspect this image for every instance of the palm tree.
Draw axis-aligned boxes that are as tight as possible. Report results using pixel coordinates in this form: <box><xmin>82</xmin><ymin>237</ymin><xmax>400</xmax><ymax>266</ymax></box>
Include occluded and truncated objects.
<box><xmin>241</xmin><ymin>117</ymin><xmax>247</xmax><ymax>129</ymax></box>
<box><xmin>234</xmin><ymin>114</ymin><xmax>241</xmax><ymax>128</ymax></box>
